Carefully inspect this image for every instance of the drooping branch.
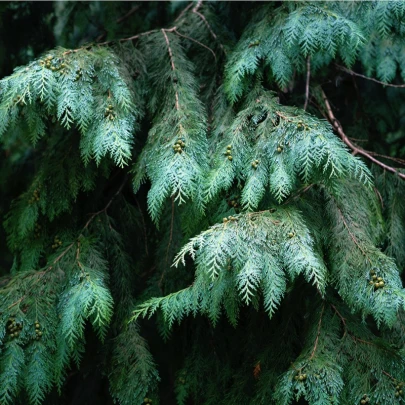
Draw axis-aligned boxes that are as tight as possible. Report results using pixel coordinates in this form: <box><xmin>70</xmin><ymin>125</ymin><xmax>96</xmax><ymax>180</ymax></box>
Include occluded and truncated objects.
<box><xmin>6</xmin><ymin>176</ymin><xmax>128</xmax><ymax>309</ymax></box>
<box><xmin>320</xmin><ymin>88</ymin><xmax>405</xmax><ymax>180</ymax></box>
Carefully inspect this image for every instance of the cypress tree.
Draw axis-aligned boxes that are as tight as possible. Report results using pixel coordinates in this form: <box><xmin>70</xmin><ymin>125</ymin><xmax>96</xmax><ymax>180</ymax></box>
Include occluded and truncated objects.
<box><xmin>0</xmin><ymin>2</ymin><xmax>405</xmax><ymax>404</ymax></box>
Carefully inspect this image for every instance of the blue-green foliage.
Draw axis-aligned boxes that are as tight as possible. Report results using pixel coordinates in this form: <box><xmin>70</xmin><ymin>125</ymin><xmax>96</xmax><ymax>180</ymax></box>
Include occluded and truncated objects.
<box><xmin>133</xmin><ymin>32</ymin><xmax>208</xmax><ymax>223</ymax></box>
<box><xmin>0</xmin><ymin>47</ymin><xmax>141</xmax><ymax>167</ymax></box>
<box><xmin>224</xmin><ymin>3</ymin><xmax>365</xmax><ymax>102</ymax></box>
<box><xmin>0</xmin><ymin>1</ymin><xmax>405</xmax><ymax>405</ymax></box>
<box><xmin>225</xmin><ymin>2</ymin><xmax>405</xmax><ymax>102</ymax></box>
<box><xmin>0</xmin><ymin>237</ymin><xmax>114</xmax><ymax>401</ymax></box>
<box><xmin>109</xmin><ymin>322</ymin><xmax>160</xmax><ymax>405</ymax></box>
<box><xmin>206</xmin><ymin>86</ymin><xmax>371</xmax><ymax>210</ymax></box>
<box><xmin>132</xmin><ymin>206</ymin><xmax>327</xmax><ymax>325</ymax></box>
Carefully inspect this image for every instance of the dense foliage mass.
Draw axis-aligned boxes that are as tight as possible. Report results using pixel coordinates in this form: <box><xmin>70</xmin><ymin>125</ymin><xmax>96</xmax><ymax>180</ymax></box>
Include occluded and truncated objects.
<box><xmin>1</xmin><ymin>1</ymin><xmax>405</xmax><ymax>404</ymax></box>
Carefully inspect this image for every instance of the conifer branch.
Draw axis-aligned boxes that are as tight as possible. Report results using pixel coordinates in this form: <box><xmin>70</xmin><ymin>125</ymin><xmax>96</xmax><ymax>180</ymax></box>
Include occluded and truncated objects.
<box><xmin>303</xmin><ymin>56</ymin><xmax>311</xmax><ymax>111</ymax></box>
<box><xmin>335</xmin><ymin>204</ymin><xmax>367</xmax><ymax>256</ymax></box>
<box><xmin>7</xmin><ymin>176</ymin><xmax>128</xmax><ymax>310</ymax></box>
<box><xmin>320</xmin><ymin>88</ymin><xmax>405</xmax><ymax>180</ymax></box>
<box><xmin>336</xmin><ymin>64</ymin><xmax>405</xmax><ymax>88</ymax></box>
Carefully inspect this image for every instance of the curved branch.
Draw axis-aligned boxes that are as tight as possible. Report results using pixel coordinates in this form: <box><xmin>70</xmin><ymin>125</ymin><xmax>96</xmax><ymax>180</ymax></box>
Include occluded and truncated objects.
<box><xmin>192</xmin><ymin>1</ymin><xmax>226</xmax><ymax>55</ymax></box>
<box><xmin>174</xmin><ymin>28</ymin><xmax>217</xmax><ymax>61</ymax></box>
<box><xmin>320</xmin><ymin>88</ymin><xmax>405</xmax><ymax>180</ymax></box>
<box><xmin>336</xmin><ymin>64</ymin><xmax>405</xmax><ymax>88</ymax></box>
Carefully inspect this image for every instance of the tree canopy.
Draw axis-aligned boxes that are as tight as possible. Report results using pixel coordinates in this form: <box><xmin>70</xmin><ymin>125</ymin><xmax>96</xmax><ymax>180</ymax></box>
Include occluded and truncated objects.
<box><xmin>0</xmin><ymin>1</ymin><xmax>405</xmax><ymax>404</ymax></box>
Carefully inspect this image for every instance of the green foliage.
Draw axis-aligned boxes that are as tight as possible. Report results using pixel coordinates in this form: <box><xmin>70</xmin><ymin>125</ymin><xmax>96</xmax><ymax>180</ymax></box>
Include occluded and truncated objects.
<box><xmin>0</xmin><ymin>47</ymin><xmax>140</xmax><ymax>167</ymax></box>
<box><xmin>133</xmin><ymin>31</ymin><xmax>208</xmax><ymax>222</ymax></box>
<box><xmin>0</xmin><ymin>1</ymin><xmax>405</xmax><ymax>405</ymax></box>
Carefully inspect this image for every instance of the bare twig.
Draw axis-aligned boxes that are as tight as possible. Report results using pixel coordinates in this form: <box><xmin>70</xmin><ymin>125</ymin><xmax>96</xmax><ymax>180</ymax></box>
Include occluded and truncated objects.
<box><xmin>320</xmin><ymin>88</ymin><xmax>405</xmax><ymax>180</ymax></box>
<box><xmin>374</xmin><ymin>187</ymin><xmax>384</xmax><ymax>209</ymax></box>
<box><xmin>174</xmin><ymin>28</ymin><xmax>216</xmax><ymax>61</ymax></box>
<box><xmin>161</xmin><ymin>28</ymin><xmax>180</xmax><ymax>111</ymax></box>
<box><xmin>62</xmin><ymin>29</ymin><xmax>159</xmax><ymax>55</ymax></box>
<box><xmin>192</xmin><ymin>1</ymin><xmax>226</xmax><ymax>55</ymax></box>
<box><xmin>83</xmin><ymin>175</ymin><xmax>128</xmax><ymax>229</ymax></box>
<box><xmin>174</xmin><ymin>2</ymin><xmax>194</xmax><ymax>23</ymax></box>
<box><xmin>336</xmin><ymin>64</ymin><xmax>405</xmax><ymax>88</ymax></box>
<box><xmin>116</xmin><ymin>5</ymin><xmax>140</xmax><ymax>24</ymax></box>
<box><xmin>309</xmin><ymin>303</ymin><xmax>325</xmax><ymax>360</ymax></box>
<box><xmin>382</xmin><ymin>370</ymin><xmax>397</xmax><ymax>381</ymax></box>
<box><xmin>193</xmin><ymin>0</ymin><xmax>204</xmax><ymax>13</ymax></box>
<box><xmin>282</xmin><ymin>184</ymin><xmax>314</xmax><ymax>206</ymax></box>
<box><xmin>367</xmin><ymin>151</ymin><xmax>405</xmax><ymax>166</ymax></box>
<box><xmin>94</xmin><ymin>5</ymin><xmax>142</xmax><ymax>42</ymax></box>
<box><xmin>303</xmin><ymin>56</ymin><xmax>311</xmax><ymax>111</ymax></box>
<box><xmin>331</xmin><ymin>304</ymin><xmax>347</xmax><ymax>338</ymax></box>
<box><xmin>63</xmin><ymin>1</ymin><xmax>225</xmax><ymax>62</ymax></box>
<box><xmin>335</xmin><ymin>203</ymin><xmax>367</xmax><ymax>256</ymax></box>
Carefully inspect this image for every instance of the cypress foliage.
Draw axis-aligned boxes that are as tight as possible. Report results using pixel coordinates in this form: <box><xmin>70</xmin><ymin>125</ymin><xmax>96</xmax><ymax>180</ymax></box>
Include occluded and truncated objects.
<box><xmin>0</xmin><ymin>1</ymin><xmax>405</xmax><ymax>404</ymax></box>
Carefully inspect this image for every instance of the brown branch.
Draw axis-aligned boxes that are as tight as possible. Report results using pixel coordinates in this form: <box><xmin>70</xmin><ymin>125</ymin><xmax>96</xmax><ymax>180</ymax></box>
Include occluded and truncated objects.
<box><xmin>374</xmin><ymin>186</ymin><xmax>384</xmax><ymax>209</ymax></box>
<box><xmin>174</xmin><ymin>28</ymin><xmax>216</xmax><ymax>61</ymax></box>
<box><xmin>116</xmin><ymin>5</ymin><xmax>140</xmax><ymax>24</ymax></box>
<box><xmin>83</xmin><ymin>175</ymin><xmax>128</xmax><ymax>229</ymax></box>
<box><xmin>334</xmin><ymin>202</ymin><xmax>367</xmax><ymax>256</ymax></box>
<box><xmin>349</xmin><ymin>335</ymin><xmax>397</xmax><ymax>356</ymax></box>
<box><xmin>309</xmin><ymin>303</ymin><xmax>325</xmax><ymax>360</ymax></box>
<box><xmin>336</xmin><ymin>64</ymin><xmax>405</xmax><ymax>88</ymax></box>
<box><xmin>192</xmin><ymin>1</ymin><xmax>226</xmax><ymax>55</ymax></box>
<box><xmin>62</xmin><ymin>1</ymin><xmax>225</xmax><ymax>64</ymax></box>
<box><xmin>331</xmin><ymin>305</ymin><xmax>397</xmax><ymax>357</ymax></box>
<box><xmin>320</xmin><ymin>88</ymin><xmax>405</xmax><ymax>180</ymax></box>
<box><xmin>101</xmin><ymin>29</ymin><xmax>159</xmax><ymax>47</ymax></box>
<box><xmin>193</xmin><ymin>0</ymin><xmax>204</xmax><ymax>12</ymax></box>
<box><xmin>62</xmin><ymin>29</ymin><xmax>159</xmax><ymax>55</ymax></box>
<box><xmin>174</xmin><ymin>2</ymin><xmax>194</xmax><ymax>23</ymax></box>
<box><xmin>367</xmin><ymin>151</ymin><xmax>405</xmax><ymax>166</ymax></box>
<box><xmin>162</xmin><ymin>28</ymin><xmax>180</xmax><ymax>111</ymax></box>
<box><xmin>303</xmin><ymin>56</ymin><xmax>311</xmax><ymax>111</ymax></box>
<box><xmin>382</xmin><ymin>370</ymin><xmax>395</xmax><ymax>380</ymax></box>
<box><xmin>331</xmin><ymin>304</ymin><xmax>347</xmax><ymax>338</ymax></box>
